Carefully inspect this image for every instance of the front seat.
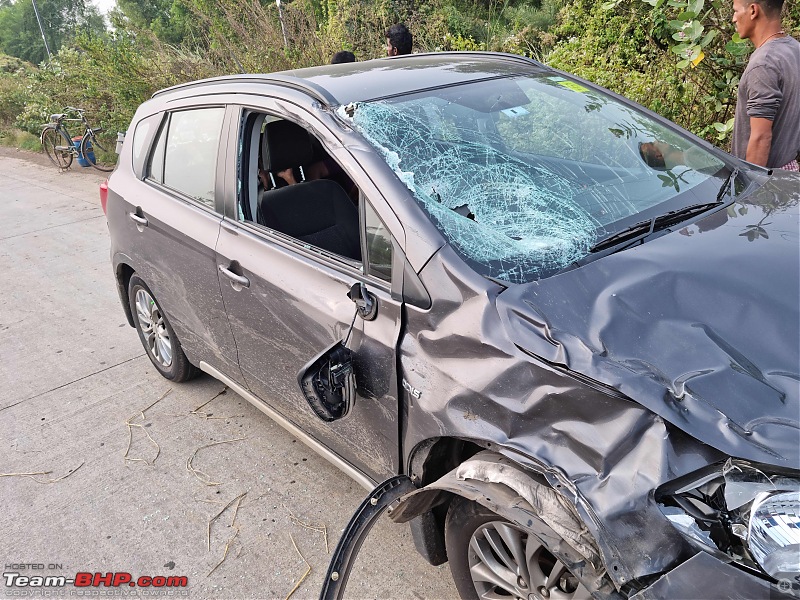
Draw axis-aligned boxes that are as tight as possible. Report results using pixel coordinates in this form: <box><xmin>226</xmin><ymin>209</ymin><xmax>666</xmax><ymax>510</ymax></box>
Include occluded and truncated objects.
<box><xmin>262</xmin><ymin>120</ymin><xmax>314</xmax><ymax>188</ymax></box>
<box><xmin>258</xmin><ymin>179</ymin><xmax>361</xmax><ymax>261</ymax></box>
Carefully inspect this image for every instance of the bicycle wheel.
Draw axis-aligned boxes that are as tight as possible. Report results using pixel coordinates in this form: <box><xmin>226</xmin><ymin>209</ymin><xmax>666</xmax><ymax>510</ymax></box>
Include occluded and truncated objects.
<box><xmin>42</xmin><ymin>127</ymin><xmax>73</xmax><ymax>169</ymax></box>
<box><xmin>81</xmin><ymin>130</ymin><xmax>115</xmax><ymax>173</ymax></box>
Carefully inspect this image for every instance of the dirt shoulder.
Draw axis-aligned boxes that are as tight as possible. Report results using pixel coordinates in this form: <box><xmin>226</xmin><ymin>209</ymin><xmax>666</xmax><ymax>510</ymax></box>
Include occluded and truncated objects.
<box><xmin>0</xmin><ymin>144</ymin><xmax>110</xmax><ymax>183</ymax></box>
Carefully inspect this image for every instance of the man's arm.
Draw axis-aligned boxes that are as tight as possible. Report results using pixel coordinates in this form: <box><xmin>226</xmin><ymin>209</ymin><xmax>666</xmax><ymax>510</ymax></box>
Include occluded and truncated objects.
<box><xmin>745</xmin><ymin>116</ymin><xmax>774</xmax><ymax>167</ymax></box>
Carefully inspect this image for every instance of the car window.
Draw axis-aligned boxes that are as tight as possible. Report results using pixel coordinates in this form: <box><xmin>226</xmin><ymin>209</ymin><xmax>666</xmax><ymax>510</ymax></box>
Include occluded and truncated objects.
<box><xmin>148</xmin><ymin>118</ymin><xmax>167</xmax><ymax>184</ymax></box>
<box><xmin>132</xmin><ymin>113</ymin><xmax>162</xmax><ymax>178</ymax></box>
<box><xmin>147</xmin><ymin>107</ymin><xmax>225</xmax><ymax>208</ymax></box>
<box><xmin>237</xmin><ymin>113</ymin><xmax>364</xmax><ymax>265</ymax></box>
<box><xmin>165</xmin><ymin>108</ymin><xmax>225</xmax><ymax>207</ymax></box>
<box><xmin>343</xmin><ymin>75</ymin><xmax>727</xmax><ymax>284</ymax></box>
<box><xmin>364</xmin><ymin>202</ymin><xmax>392</xmax><ymax>282</ymax></box>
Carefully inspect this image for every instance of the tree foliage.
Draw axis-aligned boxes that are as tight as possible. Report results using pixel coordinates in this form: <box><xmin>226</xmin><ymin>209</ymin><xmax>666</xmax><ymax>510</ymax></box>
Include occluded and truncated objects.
<box><xmin>0</xmin><ymin>0</ymin><xmax>798</xmax><ymax>152</ymax></box>
<box><xmin>0</xmin><ymin>0</ymin><xmax>104</xmax><ymax>64</ymax></box>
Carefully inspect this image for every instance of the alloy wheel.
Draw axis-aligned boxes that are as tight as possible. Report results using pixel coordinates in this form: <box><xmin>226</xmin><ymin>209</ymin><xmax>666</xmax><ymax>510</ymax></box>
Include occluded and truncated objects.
<box><xmin>135</xmin><ymin>288</ymin><xmax>173</xmax><ymax>368</ymax></box>
<box><xmin>468</xmin><ymin>521</ymin><xmax>592</xmax><ymax>600</ymax></box>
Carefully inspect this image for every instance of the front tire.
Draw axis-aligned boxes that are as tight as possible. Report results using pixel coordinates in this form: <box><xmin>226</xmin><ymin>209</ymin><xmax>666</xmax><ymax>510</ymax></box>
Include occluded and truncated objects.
<box><xmin>445</xmin><ymin>495</ymin><xmax>595</xmax><ymax>600</ymax></box>
<box><xmin>81</xmin><ymin>131</ymin><xmax>114</xmax><ymax>172</ymax></box>
<box><xmin>128</xmin><ymin>275</ymin><xmax>198</xmax><ymax>382</ymax></box>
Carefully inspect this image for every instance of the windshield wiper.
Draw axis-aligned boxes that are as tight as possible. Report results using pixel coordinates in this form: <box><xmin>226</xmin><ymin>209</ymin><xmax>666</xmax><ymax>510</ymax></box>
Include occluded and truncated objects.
<box><xmin>590</xmin><ymin>218</ymin><xmax>655</xmax><ymax>253</ymax></box>
<box><xmin>716</xmin><ymin>167</ymin><xmax>739</xmax><ymax>203</ymax></box>
<box><xmin>589</xmin><ymin>168</ymin><xmax>739</xmax><ymax>255</ymax></box>
<box><xmin>651</xmin><ymin>201</ymin><xmax>725</xmax><ymax>229</ymax></box>
<box><xmin>591</xmin><ymin>200</ymin><xmax>727</xmax><ymax>253</ymax></box>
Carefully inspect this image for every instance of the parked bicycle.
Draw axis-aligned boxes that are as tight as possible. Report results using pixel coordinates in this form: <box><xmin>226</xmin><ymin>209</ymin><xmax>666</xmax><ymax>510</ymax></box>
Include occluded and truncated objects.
<box><xmin>41</xmin><ymin>107</ymin><xmax>115</xmax><ymax>173</ymax></box>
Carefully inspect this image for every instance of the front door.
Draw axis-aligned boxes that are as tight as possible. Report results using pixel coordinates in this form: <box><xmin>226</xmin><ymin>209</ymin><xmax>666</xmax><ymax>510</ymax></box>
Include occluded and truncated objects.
<box><xmin>214</xmin><ymin>105</ymin><xmax>406</xmax><ymax>483</ymax></box>
<box><xmin>215</xmin><ymin>217</ymin><xmax>402</xmax><ymax>482</ymax></box>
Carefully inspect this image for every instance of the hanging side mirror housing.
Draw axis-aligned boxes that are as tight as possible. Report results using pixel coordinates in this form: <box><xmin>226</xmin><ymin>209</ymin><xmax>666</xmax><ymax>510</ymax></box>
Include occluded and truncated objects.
<box><xmin>297</xmin><ymin>340</ymin><xmax>356</xmax><ymax>422</ymax></box>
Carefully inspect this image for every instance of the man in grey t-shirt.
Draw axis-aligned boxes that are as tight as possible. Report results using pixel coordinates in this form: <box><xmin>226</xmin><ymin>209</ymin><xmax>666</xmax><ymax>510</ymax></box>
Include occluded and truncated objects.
<box><xmin>731</xmin><ymin>0</ymin><xmax>800</xmax><ymax>170</ymax></box>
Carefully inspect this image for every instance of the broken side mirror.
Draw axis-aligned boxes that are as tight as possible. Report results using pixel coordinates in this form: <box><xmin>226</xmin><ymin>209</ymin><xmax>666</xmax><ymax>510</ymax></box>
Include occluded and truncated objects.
<box><xmin>348</xmin><ymin>282</ymin><xmax>377</xmax><ymax>321</ymax></box>
<box><xmin>297</xmin><ymin>340</ymin><xmax>356</xmax><ymax>422</ymax></box>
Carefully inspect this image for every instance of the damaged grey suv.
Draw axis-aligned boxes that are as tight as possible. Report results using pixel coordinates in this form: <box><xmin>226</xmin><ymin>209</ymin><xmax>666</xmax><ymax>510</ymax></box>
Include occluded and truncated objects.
<box><xmin>106</xmin><ymin>53</ymin><xmax>800</xmax><ymax>599</ymax></box>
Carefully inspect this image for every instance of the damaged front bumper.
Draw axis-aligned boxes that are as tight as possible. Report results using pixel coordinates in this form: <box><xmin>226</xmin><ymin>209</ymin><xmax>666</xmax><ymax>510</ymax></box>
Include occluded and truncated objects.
<box><xmin>320</xmin><ymin>452</ymin><xmax>800</xmax><ymax>600</ymax></box>
<box><xmin>630</xmin><ymin>552</ymin><xmax>798</xmax><ymax>600</ymax></box>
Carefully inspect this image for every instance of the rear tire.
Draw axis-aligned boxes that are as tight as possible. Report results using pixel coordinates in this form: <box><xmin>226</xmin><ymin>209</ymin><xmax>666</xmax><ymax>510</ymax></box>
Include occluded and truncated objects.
<box><xmin>445</xmin><ymin>495</ymin><xmax>596</xmax><ymax>600</ymax></box>
<box><xmin>128</xmin><ymin>274</ymin><xmax>199</xmax><ymax>382</ymax></box>
<box><xmin>81</xmin><ymin>130</ymin><xmax>115</xmax><ymax>172</ymax></box>
<box><xmin>42</xmin><ymin>127</ymin><xmax>73</xmax><ymax>169</ymax></box>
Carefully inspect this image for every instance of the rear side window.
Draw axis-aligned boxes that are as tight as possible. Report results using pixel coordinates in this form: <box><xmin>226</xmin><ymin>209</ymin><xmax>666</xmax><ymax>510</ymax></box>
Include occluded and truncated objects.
<box><xmin>132</xmin><ymin>113</ymin><xmax>162</xmax><ymax>178</ymax></box>
<box><xmin>147</xmin><ymin>107</ymin><xmax>225</xmax><ymax>208</ymax></box>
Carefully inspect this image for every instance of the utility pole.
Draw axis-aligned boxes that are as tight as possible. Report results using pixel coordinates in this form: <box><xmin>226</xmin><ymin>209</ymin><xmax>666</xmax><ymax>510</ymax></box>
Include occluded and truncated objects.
<box><xmin>31</xmin><ymin>0</ymin><xmax>53</xmax><ymax>60</ymax></box>
<box><xmin>276</xmin><ymin>0</ymin><xmax>288</xmax><ymax>49</ymax></box>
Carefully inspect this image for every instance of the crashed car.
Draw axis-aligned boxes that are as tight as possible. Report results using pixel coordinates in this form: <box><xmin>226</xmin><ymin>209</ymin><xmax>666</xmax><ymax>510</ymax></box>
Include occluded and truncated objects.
<box><xmin>104</xmin><ymin>52</ymin><xmax>800</xmax><ymax>599</ymax></box>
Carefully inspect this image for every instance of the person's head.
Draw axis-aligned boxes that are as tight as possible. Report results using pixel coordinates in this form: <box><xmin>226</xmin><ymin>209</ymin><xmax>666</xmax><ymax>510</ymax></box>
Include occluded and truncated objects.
<box><xmin>331</xmin><ymin>50</ymin><xmax>356</xmax><ymax>64</ymax></box>
<box><xmin>386</xmin><ymin>23</ymin><xmax>412</xmax><ymax>56</ymax></box>
<box><xmin>732</xmin><ymin>0</ymin><xmax>784</xmax><ymax>40</ymax></box>
<box><xmin>639</xmin><ymin>141</ymin><xmax>668</xmax><ymax>169</ymax></box>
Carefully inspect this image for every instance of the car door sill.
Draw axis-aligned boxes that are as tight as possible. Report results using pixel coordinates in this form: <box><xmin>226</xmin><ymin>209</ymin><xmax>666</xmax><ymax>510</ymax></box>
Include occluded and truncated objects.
<box><xmin>199</xmin><ymin>361</ymin><xmax>375</xmax><ymax>491</ymax></box>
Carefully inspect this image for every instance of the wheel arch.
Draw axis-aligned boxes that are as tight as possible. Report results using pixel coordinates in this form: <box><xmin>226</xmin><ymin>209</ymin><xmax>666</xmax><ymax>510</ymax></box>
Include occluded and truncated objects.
<box><xmin>115</xmin><ymin>261</ymin><xmax>136</xmax><ymax>327</ymax></box>
<box><xmin>399</xmin><ymin>443</ymin><xmax>626</xmax><ymax>593</ymax></box>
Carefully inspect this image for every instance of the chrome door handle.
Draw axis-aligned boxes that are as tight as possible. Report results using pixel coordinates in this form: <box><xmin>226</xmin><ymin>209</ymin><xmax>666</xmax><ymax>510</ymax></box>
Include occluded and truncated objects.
<box><xmin>218</xmin><ymin>264</ymin><xmax>250</xmax><ymax>289</ymax></box>
<box><xmin>128</xmin><ymin>212</ymin><xmax>148</xmax><ymax>226</ymax></box>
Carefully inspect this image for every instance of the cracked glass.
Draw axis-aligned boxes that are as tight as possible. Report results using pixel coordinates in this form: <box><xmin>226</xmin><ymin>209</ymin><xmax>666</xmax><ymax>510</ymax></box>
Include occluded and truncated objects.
<box><xmin>341</xmin><ymin>75</ymin><xmax>724</xmax><ymax>283</ymax></box>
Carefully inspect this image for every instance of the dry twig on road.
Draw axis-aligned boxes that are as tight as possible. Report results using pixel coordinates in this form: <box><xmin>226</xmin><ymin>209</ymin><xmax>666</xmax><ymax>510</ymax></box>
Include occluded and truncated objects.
<box><xmin>186</xmin><ymin>436</ymin><xmax>247</xmax><ymax>486</ymax></box>
<box><xmin>0</xmin><ymin>461</ymin><xmax>85</xmax><ymax>484</ymax></box>
<box><xmin>288</xmin><ymin>509</ymin><xmax>329</xmax><ymax>554</ymax></box>
<box><xmin>0</xmin><ymin>470</ymin><xmax>51</xmax><ymax>478</ymax></box>
<box><xmin>207</xmin><ymin>492</ymin><xmax>248</xmax><ymax>551</ymax></box>
<box><xmin>285</xmin><ymin>533</ymin><xmax>312</xmax><ymax>600</ymax></box>
<box><xmin>205</xmin><ymin>491</ymin><xmax>247</xmax><ymax>578</ymax></box>
<box><xmin>123</xmin><ymin>389</ymin><xmax>171</xmax><ymax>466</ymax></box>
<box><xmin>206</xmin><ymin>527</ymin><xmax>240</xmax><ymax>578</ymax></box>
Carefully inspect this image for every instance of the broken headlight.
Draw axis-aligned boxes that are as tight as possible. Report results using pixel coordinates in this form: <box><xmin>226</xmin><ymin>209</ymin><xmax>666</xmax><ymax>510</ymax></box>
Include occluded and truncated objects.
<box><xmin>656</xmin><ymin>459</ymin><xmax>800</xmax><ymax>581</ymax></box>
<box><xmin>749</xmin><ymin>491</ymin><xmax>800</xmax><ymax>579</ymax></box>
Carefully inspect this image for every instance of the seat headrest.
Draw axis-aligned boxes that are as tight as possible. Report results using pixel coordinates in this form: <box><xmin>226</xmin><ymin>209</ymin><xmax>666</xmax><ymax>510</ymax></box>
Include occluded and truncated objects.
<box><xmin>264</xmin><ymin>120</ymin><xmax>314</xmax><ymax>172</ymax></box>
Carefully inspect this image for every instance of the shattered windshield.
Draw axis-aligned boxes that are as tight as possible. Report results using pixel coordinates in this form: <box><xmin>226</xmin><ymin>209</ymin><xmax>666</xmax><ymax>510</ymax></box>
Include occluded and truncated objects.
<box><xmin>341</xmin><ymin>74</ymin><xmax>725</xmax><ymax>283</ymax></box>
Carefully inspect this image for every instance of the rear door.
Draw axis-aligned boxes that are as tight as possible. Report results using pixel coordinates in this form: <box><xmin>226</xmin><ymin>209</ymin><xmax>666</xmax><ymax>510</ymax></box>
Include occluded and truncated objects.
<box><xmin>215</xmin><ymin>103</ymin><xmax>404</xmax><ymax>483</ymax></box>
<box><xmin>114</xmin><ymin>104</ymin><xmax>243</xmax><ymax>381</ymax></box>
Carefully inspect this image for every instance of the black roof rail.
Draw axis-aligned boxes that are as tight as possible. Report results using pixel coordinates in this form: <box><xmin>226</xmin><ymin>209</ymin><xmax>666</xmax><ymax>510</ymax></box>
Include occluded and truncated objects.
<box><xmin>152</xmin><ymin>73</ymin><xmax>338</xmax><ymax>106</ymax></box>
<box><xmin>151</xmin><ymin>53</ymin><xmax>549</xmax><ymax>106</ymax></box>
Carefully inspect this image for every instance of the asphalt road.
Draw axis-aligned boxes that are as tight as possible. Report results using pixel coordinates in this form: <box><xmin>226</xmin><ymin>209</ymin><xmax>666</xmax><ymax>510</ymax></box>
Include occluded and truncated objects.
<box><xmin>0</xmin><ymin>148</ymin><xmax>459</xmax><ymax>600</ymax></box>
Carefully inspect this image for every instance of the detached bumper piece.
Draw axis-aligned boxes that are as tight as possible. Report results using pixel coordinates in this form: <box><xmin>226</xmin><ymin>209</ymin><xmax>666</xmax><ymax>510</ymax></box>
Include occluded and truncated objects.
<box><xmin>319</xmin><ymin>476</ymin><xmax>416</xmax><ymax>600</ymax></box>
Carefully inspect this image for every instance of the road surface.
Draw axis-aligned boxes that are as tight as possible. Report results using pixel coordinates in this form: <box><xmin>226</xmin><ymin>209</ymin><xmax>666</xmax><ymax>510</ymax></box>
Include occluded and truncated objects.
<box><xmin>0</xmin><ymin>148</ymin><xmax>458</xmax><ymax>600</ymax></box>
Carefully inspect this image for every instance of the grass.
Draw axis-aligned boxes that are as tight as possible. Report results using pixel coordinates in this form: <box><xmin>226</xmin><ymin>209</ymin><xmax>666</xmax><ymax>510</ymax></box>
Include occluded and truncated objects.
<box><xmin>0</xmin><ymin>128</ymin><xmax>42</xmax><ymax>152</ymax></box>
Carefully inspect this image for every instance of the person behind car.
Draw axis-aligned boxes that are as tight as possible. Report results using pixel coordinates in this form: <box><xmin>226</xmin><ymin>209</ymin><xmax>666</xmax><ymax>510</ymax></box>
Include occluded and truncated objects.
<box><xmin>386</xmin><ymin>23</ymin><xmax>412</xmax><ymax>56</ymax></box>
<box><xmin>331</xmin><ymin>50</ymin><xmax>356</xmax><ymax>64</ymax></box>
<box><xmin>730</xmin><ymin>0</ymin><xmax>799</xmax><ymax>170</ymax></box>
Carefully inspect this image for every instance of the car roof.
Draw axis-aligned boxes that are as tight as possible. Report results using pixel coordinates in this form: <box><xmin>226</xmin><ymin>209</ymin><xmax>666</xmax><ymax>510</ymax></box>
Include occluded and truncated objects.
<box><xmin>152</xmin><ymin>52</ymin><xmax>550</xmax><ymax>107</ymax></box>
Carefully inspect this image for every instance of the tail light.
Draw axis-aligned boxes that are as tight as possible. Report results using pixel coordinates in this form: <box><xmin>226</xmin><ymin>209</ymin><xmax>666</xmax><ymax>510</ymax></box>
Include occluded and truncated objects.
<box><xmin>100</xmin><ymin>180</ymin><xmax>108</xmax><ymax>215</ymax></box>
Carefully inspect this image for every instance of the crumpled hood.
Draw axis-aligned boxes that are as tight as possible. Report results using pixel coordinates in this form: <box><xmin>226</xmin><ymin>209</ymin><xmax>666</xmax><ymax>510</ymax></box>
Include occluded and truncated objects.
<box><xmin>497</xmin><ymin>172</ymin><xmax>800</xmax><ymax>469</ymax></box>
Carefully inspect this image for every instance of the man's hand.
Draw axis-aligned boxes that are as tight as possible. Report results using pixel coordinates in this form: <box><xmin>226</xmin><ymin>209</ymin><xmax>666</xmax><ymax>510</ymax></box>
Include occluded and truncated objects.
<box><xmin>745</xmin><ymin>117</ymin><xmax>774</xmax><ymax>167</ymax></box>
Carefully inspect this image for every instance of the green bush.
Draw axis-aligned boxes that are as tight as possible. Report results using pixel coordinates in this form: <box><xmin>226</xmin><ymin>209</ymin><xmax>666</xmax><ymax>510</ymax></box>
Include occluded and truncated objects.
<box><xmin>0</xmin><ymin>127</ymin><xmax>41</xmax><ymax>151</ymax></box>
<box><xmin>546</xmin><ymin>0</ymin><xmax>800</xmax><ymax>146</ymax></box>
<box><xmin>1</xmin><ymin>0</ymin><xmax>797</xmax><ymax>154</ymax></box>
<box><xmin>0</xmin><ymin>54</ymin><xmax>34</xmax><ymax>127</ymax></box>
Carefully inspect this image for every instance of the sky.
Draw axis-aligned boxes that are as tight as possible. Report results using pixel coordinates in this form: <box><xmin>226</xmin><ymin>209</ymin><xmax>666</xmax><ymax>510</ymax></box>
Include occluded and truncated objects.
<box><xmin>90</xmin><ymin>0</ymin><xmax>116</xmax><ymax>15</ymax></box>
